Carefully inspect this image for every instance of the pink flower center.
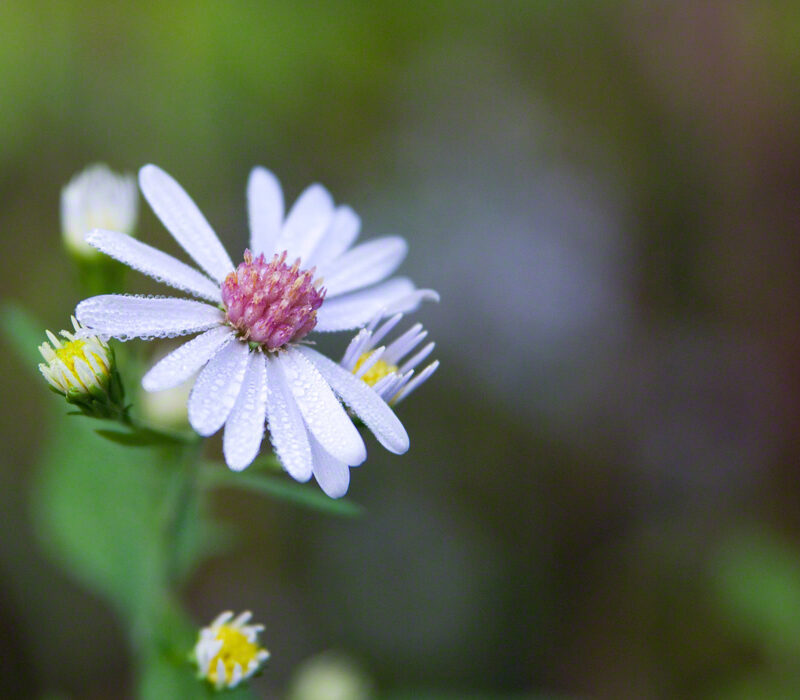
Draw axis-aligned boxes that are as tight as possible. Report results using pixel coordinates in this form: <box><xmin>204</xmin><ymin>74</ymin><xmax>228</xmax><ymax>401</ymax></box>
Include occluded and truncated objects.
<box><xmin>221</xmin><ymin>249</ymin><xmax>325</xmax><ymax>351</ymax></box>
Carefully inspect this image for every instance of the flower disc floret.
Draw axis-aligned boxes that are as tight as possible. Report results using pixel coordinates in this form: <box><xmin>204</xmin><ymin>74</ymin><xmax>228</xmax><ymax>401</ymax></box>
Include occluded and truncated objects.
<box><xmin>222</xmin><ymin>249</ymin><xmax>325</xmax><ymax>350</ymax></box>
<box><xmin>353</xmin><ymin>351</ymin><xmax>398</xmax><ymax>387</ymax></box>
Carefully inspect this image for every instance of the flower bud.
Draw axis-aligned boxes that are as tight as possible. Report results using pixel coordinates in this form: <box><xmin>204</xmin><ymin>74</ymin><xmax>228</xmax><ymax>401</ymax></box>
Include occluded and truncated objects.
<box><xmin>61</xmin><ymin>164</ymin><xmax>138</xmax><ymax>261</ymax></box>
<box><xmin>193</xmin><ymin>611</ymin><xmax>269</xmax><ymax>691</ymax></box>
<box><xmin>38</xmin><ymin>317</ymin><xmax>124</xmax><ymax>418</ymax></box>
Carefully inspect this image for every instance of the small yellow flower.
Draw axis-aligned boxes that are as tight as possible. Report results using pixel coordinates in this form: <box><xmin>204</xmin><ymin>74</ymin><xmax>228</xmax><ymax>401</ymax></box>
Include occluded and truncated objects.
<box><xmin>194</xmin><ymin>611</ymin><xmax>269</xmax><ymax>691</ymax></box>
<box><xmin>341</xmin><ymin>312</ymin><xmax>439</xmax><ymax>405</ymax></box>
<box><xmin>39</xmin><ymin>317</ymin><xmax>112</xmax><ymax>396</ymax></box>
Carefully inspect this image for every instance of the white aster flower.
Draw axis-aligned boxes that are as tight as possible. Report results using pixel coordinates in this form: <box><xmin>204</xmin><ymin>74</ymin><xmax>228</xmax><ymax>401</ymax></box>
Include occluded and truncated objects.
<box><xmin>75</xmin><ymin>164</ymin><xmax>437</xmax><ymax>495</ymax></box>
<box><xmin>61</xmin><ymin>164</ymin><xmax>138</xmax><ymax>260</ymax></box>
<box><xmin>194</xmin><ymin>610</ymin><xmax>269</xmax><ymax>690</ymax></box>
<box><xmin>341</xmin><ymin>311</ymin><xmax>439</xmax><ymax>405</ymax></box>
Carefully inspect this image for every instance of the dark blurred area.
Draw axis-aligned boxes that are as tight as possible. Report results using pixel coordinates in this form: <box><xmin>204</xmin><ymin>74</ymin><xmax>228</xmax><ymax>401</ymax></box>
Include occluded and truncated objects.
<box><xmin>3</xmin><ymin>1</ymin><xmax>800</xmax><ymax>698</ymax></box>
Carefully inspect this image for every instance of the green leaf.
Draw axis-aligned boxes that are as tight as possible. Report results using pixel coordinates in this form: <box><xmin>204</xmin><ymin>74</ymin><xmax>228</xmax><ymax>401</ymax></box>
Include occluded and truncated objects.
<box><xmin>0</xmin><ymin>300</ymin><xmax>45</xmax><ymax>370</ymax></box>
<box><xmin>200</xmin><ymin>463</ymin><xmax>363</xmax><ymax>518</ymax></box>
<box><xmin>32</xmin><ymin>413</ymin><xmax>172</xmax><ymax>623</ymax></box>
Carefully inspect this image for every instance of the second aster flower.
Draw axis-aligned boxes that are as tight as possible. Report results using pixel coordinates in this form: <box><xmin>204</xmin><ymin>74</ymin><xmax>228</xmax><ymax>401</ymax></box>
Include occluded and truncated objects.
<box><xmin>75</xmin><ymin>165</ymin><xmax>437</xmax><ymax>494</ymax></box>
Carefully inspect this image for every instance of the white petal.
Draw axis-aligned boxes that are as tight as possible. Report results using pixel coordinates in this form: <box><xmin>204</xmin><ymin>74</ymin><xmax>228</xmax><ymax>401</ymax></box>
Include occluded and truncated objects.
<box><xmin>211</xmin><ymin>611</ymin><xmax>235</xmax><ymax>628</ymax></box>
<box><xmin>223</xmin><ymin>352</ymin><xmax>268</xmax><ymax>470</ymax></box>
<box><xmin>188</xmin><ymin>340</ymin><xmax>250</xmax><ymax>436</ymax></box>
<box><xmin>300</xmin><ymin>347</ymin><xmax>409</xmax><ymax>454</ymax></box>
<box><xmin>372</xmin><ymin>372</ymin><xmax>404</xmax><ymax>401</ymax></box>
<box><xmin>383</xmin><ymin>324</ymin><xmax>426</xmax><ymax>364</ymax></box>
<box><xmin>76</xmin><ymin>295</ymin><xmax>223</xmax><ymax>340</ymax></box>
<box><xmin>248</xmin><ymin>166</ymin><xmax>284</xmax><ymax>256</ymax></box>
<box><xmin>314</xmin><ymin>277</ymin><xmax>416</xmax><ymax>332</ymax></box>
<box><xmin>369</xmin><ymin>312</ymin><xmax>404</xmax><ymax>348</ymax></box>
<box><xmin>142</xmin><ymin>326</ymin><xmax>234</xmax><ymax>392</ymax></box>
<box><xmin>274</xmin><ymin>183</ymin><xmax>334</xmax><ymax>263</ymax></box>
<box><xmin>382</xmin><ymin>288</ymin><xmax>440</xmax><ymax>314</ymax></box>
<box><xmin>309</xmin><ymin>433</ymin><xmax>351</xmax><ymax>498</ymax></box>
<box><xmin>139</xmin><ymin>164</ymin><xmax>234</xmax><ymax>283</ymax></box>
<box><xmin>305</xmin><ymin>205</ymin><xmax>361</xmax><ymax>267</ymax></box>
<box><xmin>85</xmin><ymin>229</ymin><xmax>221</xmax><ymax>303</ymax></box>
<box><xmin>399</xmin><ymin>341</ymin><xmax>435</xmax><ymax>373</ymax></box>
<box><xmin>231</xmin><ymin>611</ymin><xmax>252</xmax><ymax>628</ymax></box>
<box><xmin>353</xmin><ymin>345</ymin><xmax>386</xmax><ymax>378</ymax></box>
<box><xmin>230</xmin><ymin>663</ymin><xmax>243</xmax><ymax>688</ymax></box>
<box><xmin>264</xmin><ymin>355</ymin><xmax>313</xmax><ymax>481</ymax></box>
<box><xmin>340</xmin><ymin>328</ymin><xmax>372</xmax><ymax>370</ymax></box>
<box><xmin>393</xmin><ymin>360</ymin><xmax>439</xmax><ymax>404</ymax></box>
<box><xmin>320</xmin><ymin>236</ymin><xmax>408</xmax><ymax>298</ymax></box>
<box><xmin>279</xmin><ymin>348</ymin><xmax>366</xmax><ymax>465</ymax></box>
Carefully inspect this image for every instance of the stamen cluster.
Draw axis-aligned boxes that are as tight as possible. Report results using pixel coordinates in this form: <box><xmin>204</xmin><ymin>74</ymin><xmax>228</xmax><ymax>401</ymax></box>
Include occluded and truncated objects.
<box><xmin>221</xmin><ymin>249</ymin><xmax>325</xmax><ymax>351</ymax></box>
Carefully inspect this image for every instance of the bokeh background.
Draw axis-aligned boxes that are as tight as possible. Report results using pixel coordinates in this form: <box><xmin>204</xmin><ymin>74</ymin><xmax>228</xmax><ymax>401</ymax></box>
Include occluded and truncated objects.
<box><xmin>3</xmin><ymin>1</ymin><xmax>800</xmax><ymax>698</ymax></box>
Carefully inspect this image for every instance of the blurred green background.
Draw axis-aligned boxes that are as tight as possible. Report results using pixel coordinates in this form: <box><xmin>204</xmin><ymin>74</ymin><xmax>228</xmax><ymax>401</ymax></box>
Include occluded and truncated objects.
<box><xmin>3</xmin><ymin>1</ymin><xmax>800</xmax><ymax>697</ymax></box>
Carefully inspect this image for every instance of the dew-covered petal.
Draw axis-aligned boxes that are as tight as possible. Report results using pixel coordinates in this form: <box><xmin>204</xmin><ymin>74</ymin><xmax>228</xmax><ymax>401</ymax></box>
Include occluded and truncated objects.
<box><xmin>223</xmin><ymin>352</ymin><xmax>268</xmax><ymax>471</ymax></box>
<box><xmin>85</xmin><ymin>229</ymin><xmax>222</xmax><ymax>303</ymax></box>
<box><xmin>300</xmin><ymin>346</ymin><xmax>409</xmax><ymax>454</ymax></box>
<box><xmin>394</xmin><ymin>360</ymin><xmax>440</xmax><ymax>404</ymax></box>
<box><xmin>305</xmin><ymin>206</ymin><xmax>361</xmax><ymax>268</ymax></box>
<box><xmin>383</xmin><ymin>288</ymin><xmax>440</xmax><ymax>314</ymax></box>
<box><xmin>314</xmin><ymin>277</ymin><xmax>417</xmax><ymax>332</ymax></box>
<box><xmin>248</xmin><ymin>166</ymin><xmax>284</xmax><ymax>256</ymax></box>
<box><xmin>320</xmin><ymin>236</ymin><xmax>408</xmax><ymax>298</ymax></box>
<box><xmin>76</xmin><ymin>295</ymin><xmax>224</xmax><ymax>341</ymax></box>
<box><xmin>274</xmin><ymin>183</ymin><xmax>334</xmax><ymax>263</ymax></box>
<box><xmin>340</xmin><ymin>327</ymin><xmax>373</xmax><ymax>370</ymax></box>
<box><xmin>279</xmin><ymin>348</ymin><xmax>366</xmax><ymax>465</ymax></box>
<box><xmin>139</xmin><ymin>164</ymin><xmax>234</xmax><ymax>283</ymax></box>
<box><xmin>188</xmin><ymin>340</ymin><xmax>250</xmax><ymax>436</ymax></box>
<box><xmin>399</xmin><ymin>341</ymin><xmax>436</xmax><ymax>373</ymax></box>
<box><xmin>383</xmin><ymin>323</ymin><xmax>426</xmax><ymax>364</ymax></box>
<box><xmin>264</xmin><ymin>355</ymin><xmax>313</xmax><ymax>482</ymax></box>
<box><xmin>309</xmin><ymin>432</ymin><xmax>351</xmax><ymax>498</ymax></box>
<box><xmin>142</xmin><ymin>326</ymin><xmax>234</xmax><ymax>392</ymax></box>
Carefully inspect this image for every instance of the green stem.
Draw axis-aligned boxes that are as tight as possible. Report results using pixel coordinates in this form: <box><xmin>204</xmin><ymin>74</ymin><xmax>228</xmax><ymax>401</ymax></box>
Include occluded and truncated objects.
<box><xmin>161</xmin><ymin>439</ymin><xmax>204</xmax><ymax>587</ymax></box>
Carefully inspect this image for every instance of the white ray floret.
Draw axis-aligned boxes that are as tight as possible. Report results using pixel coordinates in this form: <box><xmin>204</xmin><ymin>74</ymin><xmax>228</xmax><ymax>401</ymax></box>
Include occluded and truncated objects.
<box><xmin>85</xmin><ymin>229</ymin><xmax>222</xmax><ymax>303</ymax></box>
<box><xmin>76</xmin><ymin>295</ymin><xmax>224</xmax><ymax>341</ymax></box>
<box><xmin>139</xmin><ymin>164</ymin><xmax>234</xmax><ymax>283</ymax></box>
<box><xmin>223</xmin><ymin>352</ymin><xmax>268</xmax><ymax>471</ymax></box>
<box><xmin>319</xmin><ymin>236</ymin><xmax>408</xmax><ymax>297</ymax></box>
<box><xmin>247</xmin><ymin>166</ymin><xmax>283</xmax><ymax>256</ymax></box>
<box><xmin>74</xmin><ymin>163</ymin><xmax>437</xmax><ymax>494</ymax></box>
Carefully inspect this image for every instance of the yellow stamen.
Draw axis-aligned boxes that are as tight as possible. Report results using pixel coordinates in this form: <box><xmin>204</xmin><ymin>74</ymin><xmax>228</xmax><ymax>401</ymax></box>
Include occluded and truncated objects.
<box><xmin>353</xmin><ymin>351</ymin><xmax>398</xmax><ymax>387</ymax></box>
<box><xmin>207</xmin><ymin>625</ymin><xmax>263</xmax><ymax>685</ymax></box>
